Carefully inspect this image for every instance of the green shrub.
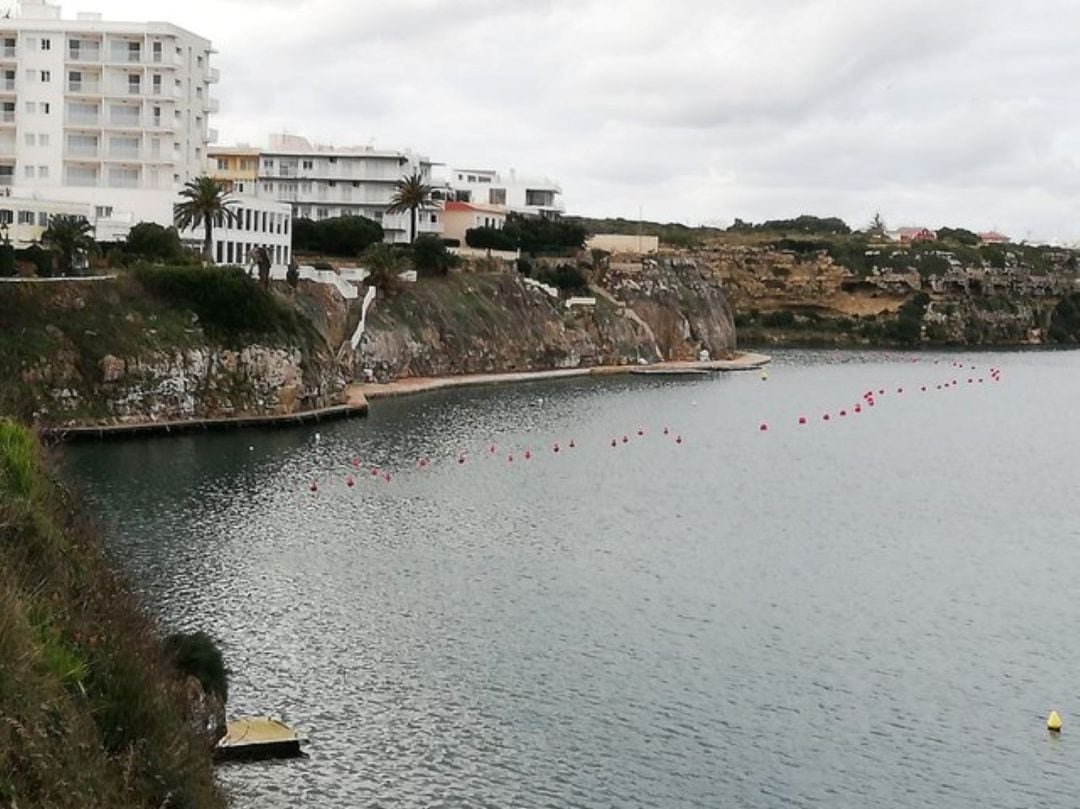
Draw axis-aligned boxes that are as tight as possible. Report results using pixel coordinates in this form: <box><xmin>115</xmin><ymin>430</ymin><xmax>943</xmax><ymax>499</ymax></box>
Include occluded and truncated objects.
<box><xmin>465</xmin><ymin>226</ymin><xmax>517</xmax><ymax>253</ymax></box>
<box><xmin>0</xmin><ymin>418</ymin><xmax>35</xmax><ymax>497</ymax></box>
<box><xmin>125</xmin><ymin>222</ymin><xmax>185</xmax><ymax>264</ymax></box>
<box><xmin>164</xmin><ymin>631</ymin><xmax>228</xmax><ymax>702</ymax></box>
<box><xmin>0</xmin><ymin>244</ymin><xmax>13</xmax><ymax>277</ymax></box>
<box><xmin>131</xmin><ymin>265</ymin><xmax>297</xmax><ymax>338</ymax></box>
<box><xmin>293</xmin><ymin>215</ymin><xmax>384</xmax><ymax>256</ymax></box>
<box><xmin>412</xmin><ymin>234</ymin><xmax>459</xmax><ymax>278</ymax></box>
<box><xmin>761</xmin><ymin>310</ymin><xmax>796</xmax><ymax>328</ymax></box>
<box><xmin>536</xmin><ymin>263</ymin><xmax>588</xmax><ymax>293</ymax></box>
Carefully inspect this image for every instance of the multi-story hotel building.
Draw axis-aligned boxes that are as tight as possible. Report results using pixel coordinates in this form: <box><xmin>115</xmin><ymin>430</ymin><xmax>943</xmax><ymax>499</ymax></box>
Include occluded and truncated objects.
<box><xmin>0</xmin><ymin>0</ymin><xmax>217</xmax><ymax>242</ymax></box>
<box><xmin>212</xmin><ymin>134</ymin><xmax>444</xmax><ymax>244</ymax></box>
<box><xmin>0</xmin><ymin>1</ymin><xmax>291</xmax><ymax>266</ymax></box>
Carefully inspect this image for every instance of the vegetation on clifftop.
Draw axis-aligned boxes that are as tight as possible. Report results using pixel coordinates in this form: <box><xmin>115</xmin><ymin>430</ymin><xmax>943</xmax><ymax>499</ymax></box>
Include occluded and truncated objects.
<box><xmin>0</xmin><ymin>420</ymin><xmax>225</xmax><ymax>808</ymax></box>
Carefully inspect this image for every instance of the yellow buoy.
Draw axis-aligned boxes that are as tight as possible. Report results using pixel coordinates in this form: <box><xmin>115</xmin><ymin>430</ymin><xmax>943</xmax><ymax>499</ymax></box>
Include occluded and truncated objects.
<box><xmin>1048</xmin><ymin>711</ymin><xmax>1062</xmax><ymax>732</ymax></box>
<box><xmin>761</xmin><ymin>371</ymin><xmax>769</xmax><ymax>381</ymax></box>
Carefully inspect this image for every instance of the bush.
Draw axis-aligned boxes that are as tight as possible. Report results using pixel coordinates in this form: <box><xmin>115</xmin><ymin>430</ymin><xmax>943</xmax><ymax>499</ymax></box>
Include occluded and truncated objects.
<box><xmin>0</xmin><ymin>243</ymin><xmax>13</xmax><ymax>277</ymax></box>
<box><xmin>465</xmin><ymin>226</ymin><xmax>517</xmax><ymax>253</ymax></box>
<box><xmin>16</xmin><ymin>244</ymin><xmax>53</xmax><ymax>277</ymax></box>
<box><xmin>761</xmin><ymin>310</ymin><xmax>796</xmax><ymax>328</ymax></box>
<box><xmin>293</xmin><ymin>216</ymin><xmax>383</xmax><ymax>257</ymax></box>
<box><xmin>515</xmin><ymin>257</ymin><xmax>534</xmax><ymax>276</ymax></box>
<box><xmin>501</xmin><ymin>213</ymin><xmax>586</xmax><ymax>254</ymax></box>
<box><xmin>164</xmin><ymin>632</ymin><xmax>229</xmax><ymax>702</ymax></box>
<box><xmin>1049</xmin><ymin>293</ymin><xmax>1080</xmax><ymax>343</ymax></box>
<box><xmin>125</xmin><ymin>222</ymin><xmax>185</xmax><ymax>264</ymax></box>
<box><xmin>536</xmin><ymin>262</ymin><xmax>589</xmax><ymax>293</ymax></box>
<box><xmin>412</xmin><ymin>234</ymin><xmax>459</xmax><ymax>278</ymax></box>
<box><xmin>131</xmin><ymin>265</ymin><xmax>297</xmax><ymax>338</ymax></box>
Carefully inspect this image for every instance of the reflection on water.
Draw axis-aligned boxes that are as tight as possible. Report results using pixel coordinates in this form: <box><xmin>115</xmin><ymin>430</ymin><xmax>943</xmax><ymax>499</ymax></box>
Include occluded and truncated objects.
<box><xmin>64</xmin><ymin>351</ymin><xmax>1080</xmax><ymax>807</ymax></box>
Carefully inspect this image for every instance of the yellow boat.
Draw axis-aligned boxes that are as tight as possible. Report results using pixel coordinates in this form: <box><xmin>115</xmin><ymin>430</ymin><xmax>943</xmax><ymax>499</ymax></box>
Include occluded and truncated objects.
<box><xmin>215</xmin><ymin>716</ymin><xmax>303</xmax><ymax>762</ymax></box>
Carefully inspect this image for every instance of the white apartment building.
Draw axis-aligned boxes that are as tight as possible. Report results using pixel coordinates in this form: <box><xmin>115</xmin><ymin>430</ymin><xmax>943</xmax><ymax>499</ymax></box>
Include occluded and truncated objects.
<box><xmin>177</xmin><ymin>195</ymin><xmax>293</xmax><ymax>267</ymax></box>
<box><xmin>234</xmin><ymin>134</ymin><xmax>443</xmax><ymax>244</ymax></box>
<box><xmin>448</xmin><ymin>168</ymin><xmax>563</xmax><ymax>219</ymax></box>
<box><xmin>0</xmin><ymin>0</ymin><xmax>218</xmax><ymax>245</ymax></box>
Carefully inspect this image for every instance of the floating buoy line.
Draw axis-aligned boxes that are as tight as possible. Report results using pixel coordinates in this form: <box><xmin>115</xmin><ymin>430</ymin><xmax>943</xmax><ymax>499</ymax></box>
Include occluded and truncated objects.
<box><xmin>296</xmin><ymin>359</ymin><xmax>1003</xmax><ymax>492</ymax></box>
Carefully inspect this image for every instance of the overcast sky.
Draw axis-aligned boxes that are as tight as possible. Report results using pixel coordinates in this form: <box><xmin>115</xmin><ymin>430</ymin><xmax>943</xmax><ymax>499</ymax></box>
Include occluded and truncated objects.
<box><xmin>33</xmin><ymin>1</ymin><xmax>1080</xmax><ymax>240</ymax></box>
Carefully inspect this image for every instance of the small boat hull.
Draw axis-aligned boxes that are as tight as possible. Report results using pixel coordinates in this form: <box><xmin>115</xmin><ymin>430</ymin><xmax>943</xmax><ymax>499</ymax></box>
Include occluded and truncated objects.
<box><xmin>215</xmin><ymin>716</ymin><xmax>304</xmax><ymax>763</ymax></box>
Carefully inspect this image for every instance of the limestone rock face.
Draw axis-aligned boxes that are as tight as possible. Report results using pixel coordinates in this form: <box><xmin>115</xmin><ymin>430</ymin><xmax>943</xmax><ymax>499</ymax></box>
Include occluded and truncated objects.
<box><xmin>358</xmin><ymin>265</ymin><xmax>737</xmax><ymax>381</ymax></box>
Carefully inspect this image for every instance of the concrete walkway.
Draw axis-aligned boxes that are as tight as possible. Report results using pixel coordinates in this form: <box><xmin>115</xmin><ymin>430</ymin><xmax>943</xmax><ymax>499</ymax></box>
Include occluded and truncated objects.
<box><xmin>42</xmin><ymin>400</ymin><xmax>369</xmax><ymax>442</ymax></box>
<box><xmin>354</xmin><ymin>352</ymin><xmax>770</xmax><ymax>400</ymax></box>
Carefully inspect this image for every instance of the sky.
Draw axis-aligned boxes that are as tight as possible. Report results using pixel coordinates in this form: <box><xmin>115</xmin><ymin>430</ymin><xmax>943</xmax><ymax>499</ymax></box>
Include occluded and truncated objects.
<box><xmin>22</xmin><ymin>0</ymin><xmax>1080</xmax><ymax>241</ymax></box>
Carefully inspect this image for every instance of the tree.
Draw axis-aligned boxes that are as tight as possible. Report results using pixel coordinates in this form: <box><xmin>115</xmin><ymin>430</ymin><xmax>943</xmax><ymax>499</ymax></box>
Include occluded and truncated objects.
<box><xmin>125</xmin><ymin>221</ymin><xmax>184</xmax><ymax>263</ymax></box>
<box><xmin>501</xmin><ymin>213</ymin><xmax>586</xmax><ymax>254</ymax></box>
<box><xmin>465</xmin><ymin>225</ymin><xmax>516</xmax><ymax>255</ymax></box>
<box><xmin>362</xmin><ymin>243</ymin><xmax>407</xmax><ymax>292</ymax></box>
<box><xmin>868</xmin><ymin>212</ymin><xmax>886</xmax><ymax>236</ymax></box>
<box><xmin>42</xmin><ymin>214</ymin><xmax>96</xmax><ymax>276</ymax></box>
<box><xmin>318</xmin><ymin>216</ymin><xmax>384</xmax><ymax>256</ymax></box>
<box><xmin>937</xmin><ymin>226</ymin><xmax>980</xmax><ymax>246</ymax></box>
<box><xmin>173</xmin><ymin>176</ymin><xmax>237</xmax><ymax>263</ymax></box>
<box><xmin>411</xmin><ymin>234</ymin><xmax>458</xmax><ymax>277</ymax></box>
<box><xmin>386</xmin><ymin>171</ymin><xmax>434</xmax><ymax>243</ymax></box>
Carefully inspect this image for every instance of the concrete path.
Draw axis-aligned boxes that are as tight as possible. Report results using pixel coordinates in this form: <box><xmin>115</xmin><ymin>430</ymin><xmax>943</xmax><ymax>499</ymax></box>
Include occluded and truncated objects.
<box><xmin>354</xmin><ymin>352</ymin><xmax>770</xmax><ymax>400</ymax></box>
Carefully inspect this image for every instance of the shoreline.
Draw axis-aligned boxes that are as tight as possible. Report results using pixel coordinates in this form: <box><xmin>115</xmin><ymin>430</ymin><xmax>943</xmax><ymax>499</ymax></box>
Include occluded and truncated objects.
<box><xmin>353</xmin><ymin>352</ymin><xmax>771</xmax><ymax>400</ymax></box>
<box><xmin>38</xmin><ymin>352</ymin><xmax>770</xmax><ymax>441</ymax></box>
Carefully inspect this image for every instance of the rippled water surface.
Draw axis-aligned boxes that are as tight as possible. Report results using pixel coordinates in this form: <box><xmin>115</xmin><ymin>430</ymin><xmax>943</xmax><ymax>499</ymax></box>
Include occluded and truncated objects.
<box><xmin>63</xmin><ymin>350</ymin><xmax>1080</xmax><ymax>807</ymax></box>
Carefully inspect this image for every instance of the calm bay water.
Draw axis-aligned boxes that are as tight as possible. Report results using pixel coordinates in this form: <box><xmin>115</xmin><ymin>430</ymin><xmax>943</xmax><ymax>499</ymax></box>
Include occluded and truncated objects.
<box><xmin>63</xmin><ymin>350</ymin><xmax>1080</xmax><ymax>807</ymax></box>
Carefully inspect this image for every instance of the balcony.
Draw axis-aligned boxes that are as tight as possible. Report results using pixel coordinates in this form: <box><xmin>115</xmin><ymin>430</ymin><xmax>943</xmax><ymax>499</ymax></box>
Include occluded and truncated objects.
<box><xmin>207</xmin><ymin>127</ymin><xmax>219</xmax><ymax>143</ymax></box>
<box><xmin>206</xmin><ymin>96</ymin><xmax>219</xmax><ymax>113</ymax></box>
<box><xmin>208</xmin><ymin>66</ymin><xmax>220</xmax><ymax>83</ymax></box>
<box><xmin>108</xmin><ymin>48</ymin><xmax>142</xmax><ymax>64</ymax></box>
<box><xmin>0</xmin><ymin>138</ymin><xmax>15</xmax><ymax>155</ymax></box>
<box><xmin>105</xmin><ymin>113</ymin><xmax>142</xmax><ymax>129</ymax></box>
<box><xmin>0</xmin><ymin>47</ymin><xmax>14</xmax><ymax>60</ymax></box>
<box><xmin>105</xmin><ymin>145</ymin><xmax>141</xmax><ymax>161</ymax></box>
<box><xmin>0</xmin><ymin>175</ymin><xmax>13</xmax><ymax>187</ymax></box>
<box><xmin>0</xmin><ymin>79</ymin><xmax>14</xmax><ymax>93</ymax></box>
<box><xmin>67</xmin><ymin>46</ymin><xmax>101</xmax><ymax>63</ymax></box>
<box><xmin>66</xmin><ymin>112</ymin><xmax>101</xmax><ymax>126</ymax></box>
<box><xmin>67</xmin><ymin>80</ymin><xmax>102</xmax><ymax>94</ymax></box>
<box><xmin>0</xmin><ymin>111</ymin><xmax>14</xmax><ymax>125</ymax></box>
<box><xmin>65</xmin><ymin>145</ymin><xmax>100</xmax><ymax>159</ymax></box>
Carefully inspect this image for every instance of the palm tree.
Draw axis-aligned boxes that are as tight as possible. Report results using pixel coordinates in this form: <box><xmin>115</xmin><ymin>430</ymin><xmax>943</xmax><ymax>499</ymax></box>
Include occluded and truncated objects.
<box><xmin>386</xmin><ymin>171</ymin><xmax>433</xmax><ymax>243</ymax></box>
<box><xmin>362</xmin><ymin>243</ymin><xmax>407</xmax><ymax>293</ymax></box>
<box><xmin>42</xmin><ymin>215</ymin><xmax>96</xmax><ymax>276</ymax></box>
<box><xmin>173</xmin><ymin>176</ymin><xmax>237</xmax><ymax>263</ymax></box>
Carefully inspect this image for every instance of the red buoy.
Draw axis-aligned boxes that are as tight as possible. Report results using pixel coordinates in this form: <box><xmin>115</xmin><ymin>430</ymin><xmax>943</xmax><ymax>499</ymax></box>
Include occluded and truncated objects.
<box><xmin>553</xmin><ymin>444</ymin><xmax>560</xmax><ymax>453</ymax></box>
<box><xmin>370</xmin><ymin>467</ymin><xmax>379</xmax><ymax>477</ymax></box>
<box><xmin>840</xmin><ymin>410</ymin><xmax>847</xmax><ymax>417</ymax></box>
<box><xmin>418</xmin><ymin>458</ymin><xmax>428</xmax><ymax>469</ymax></box>
<box><xmin>611</xmin><ymin>438</ymin><xmax>617</xmax><ymax>447</ymax></box>
<box><xmin>897</xmin><ymin>388</ymin><xmax>903</xmax><ymax>394</ymax></box>
<box><xmin>854</xmin><ymin>405</ymin><xmax>862</xmax><ymax>413</ymax></box>
<box><xmin>879</xmin><ymin>389</ymin><xmax>885</xmax><ymax>395</ymax></box>
<box><xmin>384</xmin><ymin>473</ymin><xmax>391</xmax><ymax>483</ymax></box>
<box><xmin>798</xmin><ymin>416</ymin><xmax>807</xmax><ymax>425</ymax></box>
<box><xmin>489</xmin><ymin>444</ymin><xmax>497</xmax><ymax>454</ymax></box>
<box><xmin>524</xmin><ymin>450</ymin><xmax>532</xmax><ymax>460</ymax></box>
<box><xmin>921</xmin><ymin>386</ymin><xmax>927</xmax><ymax>392</ymax></box>
<box><xmin>508</xmin><ymin>455</ymin><xmax>514</xmax><ymax>463</ymax></box>
<box><xmin>622</xmin><ymin>435</ymin><xmax>629</xmax><ymax>444</ymax></box>
<box><xmin>637</xmin><ymin>428</ymin><xmax>644</xmax><ymax>436</ymax></box>
<box><xmin>663</xmin><ymin>427</ymin><xmax>670</xmax><ymax>435</ymax></box>
<box><xmin>569</xmin><ymin>440</ymin><xmax>576</xmax><ymax>449</ymax></box>
<box><xmin>309</xmin><ymin>481</ymin><xmax>318</xmax><ymax>492</ymax></box>
<box><xmin>760</xmin><ymin>423</ymin><xmax>769</xmax><ymax>432</ymax></box>
<box><xmin>458</xmin><ymin>455</ymin><xmax>466</xmax><ymax>464</ymax></box>
<box><xmin>675</xmin><ymin>435</ymin><xmax>683</xmax><ymax>444</ymax></box>
<box><xmin>352</xmin><ymin>457</ymin><xmax>361</xmax><ymax>468</ymax></box>
<box><xmin>346</xmin><ymin>475</ymin><xmax>355</xmax><ymax>487</ymax></box>
<box><xmin>823</xmin><ymin>413</ymin><xmax>831</xmax><ymax>421</ymax></box>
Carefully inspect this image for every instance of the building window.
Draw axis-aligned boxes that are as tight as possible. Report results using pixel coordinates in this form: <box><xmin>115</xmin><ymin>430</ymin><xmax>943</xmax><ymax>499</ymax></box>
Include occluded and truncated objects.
<box><xmin>0</xmin><ymin>209</ymin><xmax>12</xmax><ymax>225</ymax></box>
<box><xmin>24</xmin><ymin>133</ymin><xmax>34</xmax><ymax>146</ymax></box>
<box><xmin>215</xmin><ymin>157</ymin><xmax>228</xmax><ymax>170</ymax></box>
<box><xmin>24</xmin><ymin>69</ymin><xmax>34</xmax><ymax>82</ymax></box>
<box><xmin>40</xmin><ymin>70</ymin><xmax>50</xmax><ymax>83</ymax></box>
<box><xmin>23</xmin><ymin>166</ymin><xmax>33</xmax><ymax>179</ymax></box>
<box><xmin>152</xmin><ymin>41</ymin><xmax>162</xmax><ymax>62</ymax></box>
<box><xmin>489</xmin><ymin>188</ymin><xmax>506</xmax><ymax>205</ymax></box>
<box><xmin>17</xmin><ymin>209</ymin><xmax>33</xmax><ymax>224</ymax></box>
<box><xmin>262</xmin><ymin>158</ymin><xmax>274</xmax><ymax>170</ymax></box>
<box><xmin>38</xmin><ymin>134</ymin><xmax>48</xmax><ymax>147</ymax></box>
<box><xmin>261</xmin><ymin>181</ymin><xmax>273</xmax><ymax>193</ymax></box>
<box><xmin>302</xmin><ymin>160</ymin><xmax>313</xmax><ymax>170</ymax></box>
<box><xmin>40</xmin><ymin>38</ymin><xmax>50</xmax><ymax>51</ymax></box>
<box><xmin>127</xmin><ymin>73</ymin><xmax>140</xmax><ymax>94</ymax></box>
<box><xmin>41</xmin><ymin>103</ymin><xmax>49</xmax><ymax>115</ymax></box>
<box><xmin>24</xmin><ymin>37</ymin><xmax>35</xmax><ymax>50</ymax></box>
<box><xmin>24</xmin><ymin>102</ymin><xmax>33</xmax><ymax>114</ymax></box>
<box><xmin>152</xmin><ymin>74</ymin><xmax>162</xmax><ymax>94</ymax></box>
<box><xmin>95</xmin><ymin>205</ymin><xmax>113</xmax><ymax>219</ymax></box>
<box><xmin>38</xmin><ymin>166</ymin><xmax>47</xmax><ymax>179</ymax></box>
<box><xmin>430</xmin><ymin>214</ymin><xmax>438</xmax><ymax>224</ymax></box>
<box><xmin>36</xmin><ymin>211</ymin><xmax>47</xmax><ymax>226</ymax></box>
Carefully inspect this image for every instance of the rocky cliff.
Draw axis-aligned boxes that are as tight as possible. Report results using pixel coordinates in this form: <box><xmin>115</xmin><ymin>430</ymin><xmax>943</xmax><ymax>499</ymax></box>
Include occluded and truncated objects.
<box><xmin>0</xmin><ymin>274</ymin><xmax>349</xmax><ymax>427</ymax></box>
<box><xmin>357</xmin><ymin>261</ymin><xmax>737</xmax><ymax>381</ymax></box>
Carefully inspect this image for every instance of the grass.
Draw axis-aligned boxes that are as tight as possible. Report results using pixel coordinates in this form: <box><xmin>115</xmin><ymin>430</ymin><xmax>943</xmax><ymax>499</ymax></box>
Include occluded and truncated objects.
<box><xmin>0</xmin><ymin>419</ymin><xmax>226</xmax><ymax>808</ymax></box>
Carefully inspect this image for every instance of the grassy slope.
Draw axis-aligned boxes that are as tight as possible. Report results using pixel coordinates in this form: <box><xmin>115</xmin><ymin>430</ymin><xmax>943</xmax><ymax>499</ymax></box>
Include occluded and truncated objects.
<box><xmin>0</xmin><ymin>420</ymin><xmax>225</xmax><ymax>808</ymax></box>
